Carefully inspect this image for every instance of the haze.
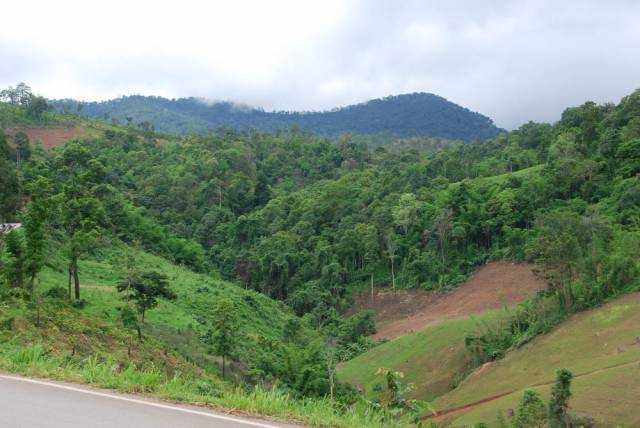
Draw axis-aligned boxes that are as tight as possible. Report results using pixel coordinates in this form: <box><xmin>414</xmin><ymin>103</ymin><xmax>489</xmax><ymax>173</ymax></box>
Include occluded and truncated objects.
<box><xmin>1</xmin><ymin>0</ymin><xmax>639</xmax><ymax>129</ymax></box>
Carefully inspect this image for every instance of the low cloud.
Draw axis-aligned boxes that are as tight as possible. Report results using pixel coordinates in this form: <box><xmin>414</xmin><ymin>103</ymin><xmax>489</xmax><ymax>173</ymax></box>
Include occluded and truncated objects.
<box><xmin>0</xmin><ymin>0</ymin><xmax>638</xmax><ymax>129</ymax></box>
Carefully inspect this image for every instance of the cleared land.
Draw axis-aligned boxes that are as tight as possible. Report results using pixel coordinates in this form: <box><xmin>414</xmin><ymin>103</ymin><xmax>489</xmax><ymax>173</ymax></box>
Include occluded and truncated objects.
<box><xmin>6</xmin><ymin>126</ymin><xmax>87</xmax><ymax>149</ymax></box>
<box><xmin>340</xmin><ymin>261</ymin><xmax>545</xmax><ymax>399</ymax></box>
<box><xmin>351</xmin><ymin>261</ymin><xmax>544</xmax><ymax>340</ymax></box>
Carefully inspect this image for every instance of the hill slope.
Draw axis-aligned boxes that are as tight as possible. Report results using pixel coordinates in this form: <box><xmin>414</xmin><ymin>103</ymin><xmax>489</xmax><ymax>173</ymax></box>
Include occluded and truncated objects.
<box><xmin>51</xmin><ymin>93</ymin><xmax>503</xmax><ymax>140</ymax></box>
<box><xmin>351</xmin><ymin>261</ymin><xmax>544</xmax><ymax>340</ymax></box>
<box><xmin>431</xmin><ymin>293</ymin><xmax>640</xmax><ymax>427</ymax></box>
<box><xmin>339</xmin><ymin>261</ymin><xmax>544</xmax><ymax>400</ymax></box>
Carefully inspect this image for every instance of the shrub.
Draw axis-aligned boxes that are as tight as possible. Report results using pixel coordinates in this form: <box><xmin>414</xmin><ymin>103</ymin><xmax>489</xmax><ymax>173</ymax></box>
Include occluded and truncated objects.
<box><xmin>44</xmin><ymin>287</ymin><xmax>67</xmax><ymax>299</ymax></box>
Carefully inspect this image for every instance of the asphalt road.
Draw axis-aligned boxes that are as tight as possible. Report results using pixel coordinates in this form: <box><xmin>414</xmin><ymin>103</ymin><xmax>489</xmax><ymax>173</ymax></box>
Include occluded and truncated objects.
<box><xmin>0</xmin><ymin>374</ymin><xmax>291</xmax><ymax>428</ymax></box>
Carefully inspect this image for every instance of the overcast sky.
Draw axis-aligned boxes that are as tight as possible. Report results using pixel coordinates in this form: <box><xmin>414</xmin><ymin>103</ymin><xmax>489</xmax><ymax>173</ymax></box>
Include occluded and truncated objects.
<box><xmin>1</xmin><ymin>0</ymin><xmax>639</xmax><ymax>129</ymax></box>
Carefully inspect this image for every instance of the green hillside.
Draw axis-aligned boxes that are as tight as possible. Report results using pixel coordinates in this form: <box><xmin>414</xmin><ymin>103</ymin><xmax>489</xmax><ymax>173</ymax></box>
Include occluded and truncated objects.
<box><xmin>339</xmin><ymin>313</ymin><xmax>504</xmax><ymax>401</ymax></box>
<box><xmin>433</xmin><ymin>293</ymin><xmax>640</xmax><ymax>427</ymax></box>
<box><xmin>2</xmin><ymin>86</ymin><xmax>640</xmax><ymax>425</ymax></box>
<box><xmin>38</xmin><ymin>242</ymin><xmax>301</xmax><ymax>369</ymax></box>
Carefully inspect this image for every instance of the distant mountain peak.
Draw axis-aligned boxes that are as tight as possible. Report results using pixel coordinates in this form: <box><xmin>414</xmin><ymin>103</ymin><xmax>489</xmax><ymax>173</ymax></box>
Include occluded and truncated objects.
<box><xmin>52</xmin><ymin>93</ymin><xmax>503</xmax><ymax>141</ymax></box>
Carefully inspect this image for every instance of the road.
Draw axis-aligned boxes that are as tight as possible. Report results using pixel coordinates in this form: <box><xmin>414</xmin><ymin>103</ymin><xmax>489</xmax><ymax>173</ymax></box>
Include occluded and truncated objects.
<box><xmin>0</xmin><ymin>374</ymin><xmax>293</xmax><ymax>428</ymax></box>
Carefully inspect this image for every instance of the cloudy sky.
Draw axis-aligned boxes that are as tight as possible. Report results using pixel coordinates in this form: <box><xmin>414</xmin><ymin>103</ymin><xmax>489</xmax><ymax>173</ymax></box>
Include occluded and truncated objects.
<box><xmin>1</xmin><ymin>0</ymin><xmax>639</xmax><ymax>129</ymax></box>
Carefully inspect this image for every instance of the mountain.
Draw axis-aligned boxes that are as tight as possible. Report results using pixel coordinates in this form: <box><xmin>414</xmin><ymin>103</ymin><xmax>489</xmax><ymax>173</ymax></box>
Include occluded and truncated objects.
<box><xmin>51</xmin><ymin>93</ymin><xmax>504</xmax><ymax>141</ymax></box>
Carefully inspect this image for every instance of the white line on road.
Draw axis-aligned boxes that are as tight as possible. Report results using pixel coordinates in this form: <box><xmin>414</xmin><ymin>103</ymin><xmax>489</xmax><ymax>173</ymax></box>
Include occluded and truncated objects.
<box><xmin>0</xmin><ymin>374</ymin><xmax>281</xmax><ymax>428</ymax></box>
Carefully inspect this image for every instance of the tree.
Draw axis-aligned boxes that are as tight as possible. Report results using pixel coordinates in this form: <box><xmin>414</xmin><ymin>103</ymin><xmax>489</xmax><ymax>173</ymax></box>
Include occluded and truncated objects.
<box><xmin>54</xmin><ymin>142</ymin><xmax>107</xmax><ymax>300</ymax></box>
<box><xmin>0</xmin><ymin>131</ymin><xmax>20</xmax><ymax>222</ymax></box>
<box><xmin>433</xmin><ymin>208</ymin><xmax>453</xmax><ymax>264</ymax></box>
<box><xmin>22</xmin><ymin>178</ymin><xmax>51</xmax><ymax>293</ymax></box>
<box><xmin>370</xmin><ymin>368</ymin><xmax>434</xmax><ymax>424</ymax></box>
<box><xmin>384</xmin><ymin>232</ymin><xmax>398</xmax><ymax>290</ymax></box>
<box><xmin>209</xmin><ymin>298</ymin><xmax>239</xmax><ymax>379</ymax></box>
<box><xmin>116</xmin><ymin>244</ymin><xmax>142</xmax><ymax>303</ymax></box>
<box><xmin>3</xmin><ymin>230</ymin><xmax>25</xmax><ymax>288</ymax></box>
<box><xmin>325</xmin><ymin>336</ymin><xmax>337</xmax><ymax>400</ymax></box>
<box><xmin>120</xmin><ymin>304</ymin><xmax>141</xmax><ymax>353</ymax></box>
<box><xmin>548</xmin><ymin>368</ymin><xmax>573</xmax><ymax>428</ymax></box>
<box><xmin>392</xmin><ymin>193</ymin><xmax>420</xmax><ymax>234</ymax></box>
<box><xmin>527</xmin><ymin>211</ymin><xmax>591</xmax><ymax>310</ymax></box>
<box><xmin>255</xmin><ymin>231</ymin><xmax>299</xmax><ymax>299</ymax></box>
<box><xmin>0</xmin><ymin>82</ymin><xmax>32</xmax><ymax>105</ymax></box>
<box><xmin>14</xmin><ymin>132</ymin><xmax>31</xmax><ymax>165</ymax></box>
<box><xmin>116</xmin><ymin>271</ymin><xmax>176</xmax><ymax>323</ymax></box>
<box><xmin>26</xmin><ymin>96</ymin><xmax>49</xmax><ymax>120</ymax></box>
<box><xmin>513</xmin><ymin>390</ymin><xmax>547</xmax><ymax>428</ymax></box>
<box><xmin>63</xmin><ymin>201</ymin><xmax>102</xmax><ymax>301</ymax></box>
<box><xmin>0</xmin><ymin>157</ymin><xmax>20</xmax><ymax>222</ymax></box>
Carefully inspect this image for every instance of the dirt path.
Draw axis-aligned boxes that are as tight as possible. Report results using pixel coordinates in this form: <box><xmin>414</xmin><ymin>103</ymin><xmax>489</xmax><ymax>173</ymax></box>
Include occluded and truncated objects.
<box><xmin>426</xmin><ymin>358</ymin><xmax>640</xmax><ymax>424</ymax></box>
<box><xmin>352</xmin><ymin>261</ymin><xmax>545</xmax><ymax>341</ymax></box>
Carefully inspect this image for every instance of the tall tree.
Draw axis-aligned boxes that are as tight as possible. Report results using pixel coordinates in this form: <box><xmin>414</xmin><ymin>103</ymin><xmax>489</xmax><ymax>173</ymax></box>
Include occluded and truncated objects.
<box><xmin>22</xmin><ymin>177</ymin><xmax>51</xmax><ymax>293</ymax></box>
<box><xmin>209</xmin><ymin>298</ymin><xmax>239</xmax><ymax>380</ymax></box>
<box><xmin>54</xmin><ymin>142</ymin><xmax>106</xmax><ymax>301</ymax></box>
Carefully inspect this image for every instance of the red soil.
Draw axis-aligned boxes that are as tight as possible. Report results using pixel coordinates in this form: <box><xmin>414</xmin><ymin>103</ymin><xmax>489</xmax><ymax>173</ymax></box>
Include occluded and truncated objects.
<box><xmin>351</xmin><ymin>261</ymin><xmax>545</xmax><ymax>341</ymax></box>
<box><xmin>6</xmin><ymin>126</ymin><xmax>84</xmax><ymax>149</ymax></box>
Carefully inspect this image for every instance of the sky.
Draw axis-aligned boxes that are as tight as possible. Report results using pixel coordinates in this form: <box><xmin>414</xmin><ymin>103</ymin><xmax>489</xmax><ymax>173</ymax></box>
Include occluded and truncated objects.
<box><xmin>1</xmin><ymin>0</ymin><xmax>639</xmax><ymax>129</ymax></box>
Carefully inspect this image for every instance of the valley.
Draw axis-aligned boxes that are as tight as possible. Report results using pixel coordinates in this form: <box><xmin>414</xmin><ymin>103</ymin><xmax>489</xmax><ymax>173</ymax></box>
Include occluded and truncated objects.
<box><xmin>1</xmin><ymin>84</ymin><xmax>640</xmax><ymax>427</ymax></box>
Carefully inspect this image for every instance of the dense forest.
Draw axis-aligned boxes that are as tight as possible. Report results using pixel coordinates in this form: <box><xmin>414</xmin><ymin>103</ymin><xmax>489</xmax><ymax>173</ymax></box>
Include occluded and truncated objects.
<box><xmin>2</xmin><ymin>85</ymin><xmax>640</xmax><ymax>426</ymax></box>
<box><xmin>51</xmin><ymin>93</ymin><xmax>504</xmax><ymax>141</ymax></box>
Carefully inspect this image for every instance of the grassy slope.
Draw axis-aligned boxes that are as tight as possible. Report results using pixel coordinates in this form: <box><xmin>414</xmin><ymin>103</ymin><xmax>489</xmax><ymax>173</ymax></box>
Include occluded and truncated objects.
<box><xmin>2</xmin><ymin>244</ymin><xmax>406</xmax><ymax>427</ymax></box>
<box><xmin>0</xmin><ymin>304</ymin><xmax>390</xmax><ymax>428</ymax></box>
<box><xmin>338</xmin><ymin>312</ymin><xmax>504</xmax><ymax>401</ymax></box>
<box><xmin>433</xmin><ymin>293</ymin><xmax>640</xmax><ymax>427</ymax></box>
<box><xmin>38</xmin><ymin>242</ymin><xmax>300</xmax><ymax>372</ymax></box>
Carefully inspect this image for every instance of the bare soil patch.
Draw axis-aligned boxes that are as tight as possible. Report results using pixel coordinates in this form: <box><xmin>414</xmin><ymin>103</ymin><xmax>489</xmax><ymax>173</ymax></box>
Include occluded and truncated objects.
<box><xmin>6</xmin><ymin>126</ymin><xmax>85</xmax><ymax>149</ymax></box>
<box><xmin>351</xmin><ymin>261</ymin><xmax>545</xmax><ymax>341</ymax></box>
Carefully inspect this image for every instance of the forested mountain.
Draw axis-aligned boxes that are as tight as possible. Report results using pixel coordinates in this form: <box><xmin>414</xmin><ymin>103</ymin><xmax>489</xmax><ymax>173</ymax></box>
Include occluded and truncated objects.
<box><xmin>2</xmin><ymin>87</ymin><xmax>640</xmax><ymax>426</ymax></box>
<box><xmin>51</xmin><ymin>93</ymin><xmax>504</xmax><ymax>141</ymax></box>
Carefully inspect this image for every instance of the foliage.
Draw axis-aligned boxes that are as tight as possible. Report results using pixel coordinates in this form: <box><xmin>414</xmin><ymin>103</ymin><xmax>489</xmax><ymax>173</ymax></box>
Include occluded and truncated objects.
<box><xmin>207</xmin><ymin>298</ymin><xmax>239</xmax><ymax>379</ymax></box>
<box><xmin>513</xmin><ymin>390</ymin><xmax>547</xmax><ymax>428</ymax></box>
<box><xmin>548</xmin><ymin>369</ymin><xmax>573</xmax><ymax>428</ymax></box>
<box><xmin>116</xmin><ymin>271</ymin><xmax>176</xmax><ymax>322</ymax></box>
<box><xmin>0</xmin><ymin>130</ymin><xmax>20</xmax><ymax>221</ymax></box>
<box><xmin>366</xmin><ymin>368</ymin><xmax>434</xmax><ymax>425</ymax></box>
<box><xmin>52</xmin><ymin>93</ymin><xmax>503</xmax><ymax>141</ymax></box>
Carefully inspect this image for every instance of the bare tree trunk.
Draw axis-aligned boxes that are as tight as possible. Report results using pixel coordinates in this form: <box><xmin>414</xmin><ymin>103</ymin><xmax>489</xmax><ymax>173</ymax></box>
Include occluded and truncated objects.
<box><xmin>370</xmin><ymin>273</ymin><xmax>374</xmax><ymax>302</ymax></box>
<box><xmin>28</xmin><ymin>273</ymin><xmax>35</xmax><ymax>295</ymax></box>
<box><xmin>222</xmin><ymin>355</ymin><xmax>226</xmax><ymax>380</ymax></box>
<box><xmin>391</xmin><ymin>257</ymin><xmax>396</xmax><ymax>291</ymax></box>
<box><xmin>72</xmin><ymin>255</ymin><xmax>80</xmax><ymax>300</ymax></box>
<box><xmin>68</xmin><ymin>261</ymin><xmax>73</xmax><ymax>302</ymax></box>
<box><xmin>328</xmin><ymin>364</ymin><xmax>334</xmax><ymax>400</ymax></box>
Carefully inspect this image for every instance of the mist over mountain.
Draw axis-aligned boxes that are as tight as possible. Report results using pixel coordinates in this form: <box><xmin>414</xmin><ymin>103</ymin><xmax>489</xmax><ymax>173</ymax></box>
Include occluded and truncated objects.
<box><xmin>52</xmin><ymin>93</ymin><xmax>504</xmax><ymax>141</ymax></box>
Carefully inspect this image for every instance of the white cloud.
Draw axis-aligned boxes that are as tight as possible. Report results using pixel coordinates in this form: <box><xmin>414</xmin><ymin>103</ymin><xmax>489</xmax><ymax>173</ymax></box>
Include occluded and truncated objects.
<box><xmin>1</xmin><ymin>0</ymin><xmax>639</xmax><ymax>129</ymax></box>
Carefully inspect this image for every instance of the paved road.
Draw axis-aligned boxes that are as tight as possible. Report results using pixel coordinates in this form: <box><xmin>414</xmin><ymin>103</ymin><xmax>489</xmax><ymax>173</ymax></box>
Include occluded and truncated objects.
<box><xmin>0</xmin><ymin>374</ymin><xmax>291</xmax><ymax>428</ymax></box>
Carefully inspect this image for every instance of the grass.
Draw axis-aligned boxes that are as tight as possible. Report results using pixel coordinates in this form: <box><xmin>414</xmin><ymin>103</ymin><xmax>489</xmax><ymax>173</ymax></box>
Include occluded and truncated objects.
<box><xmin>338</xmin><ymin>312</ymin><xmax>505</xmax><ymax>401</ymax></box>
<box><xmin>0</xmin><ymin>292</ymin><xmax>409</xmax><ymax>428</ymax></box>
<box><xmin>0</xmin><ymin>342</ymin><xmax>402</xmax><ymax>427</ymax></box>
<box><xmin>38</xmin><ymin>241</ymin><xmax>303</xmax><ymax>369</ymax></box>
<box><xmin>431</xmin><ymin>293</ymin><xmax>640</xmax><ymax>427</ymax></box>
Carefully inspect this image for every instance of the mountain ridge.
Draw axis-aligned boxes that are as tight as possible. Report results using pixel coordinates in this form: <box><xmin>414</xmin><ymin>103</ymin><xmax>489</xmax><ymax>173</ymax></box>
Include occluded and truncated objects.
<box><xmin>51</xmin><ymin>92</ymin><xmax>505</xmax><ymax>141</ymax></box>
